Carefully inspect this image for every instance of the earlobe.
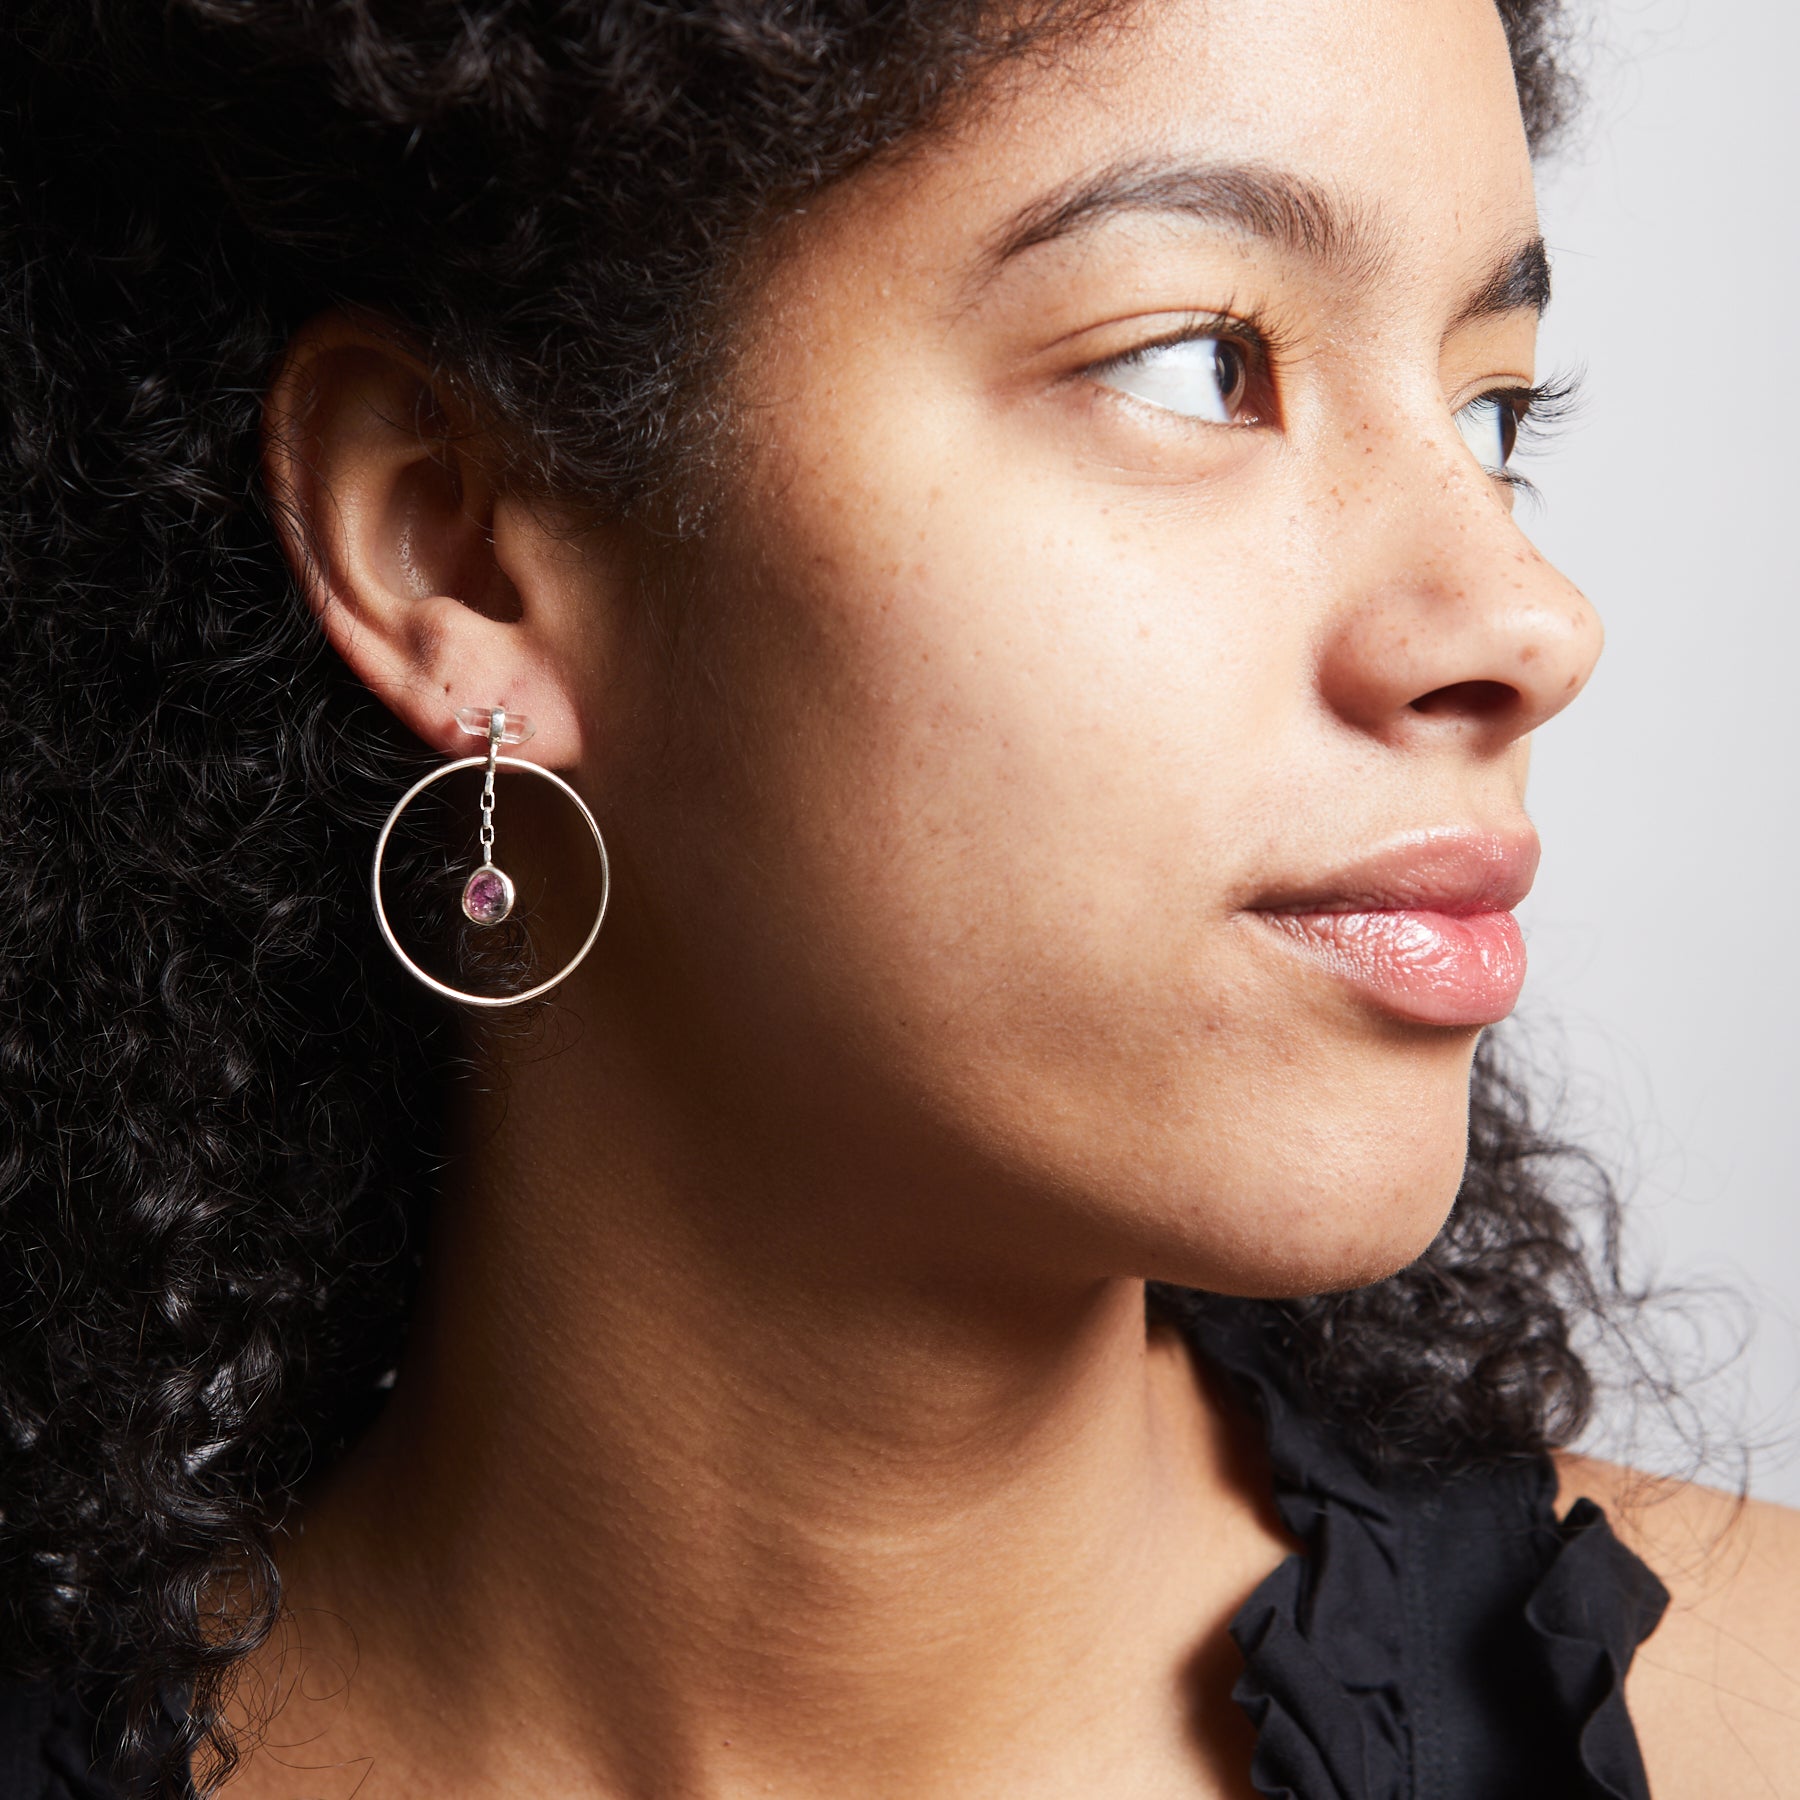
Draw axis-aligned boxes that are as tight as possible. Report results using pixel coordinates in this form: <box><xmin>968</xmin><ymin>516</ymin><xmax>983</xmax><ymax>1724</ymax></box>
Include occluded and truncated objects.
<box><xmin>261</xmin><ymin>313</ymin><xmax>587</xmax><ymax>765</ymax></box>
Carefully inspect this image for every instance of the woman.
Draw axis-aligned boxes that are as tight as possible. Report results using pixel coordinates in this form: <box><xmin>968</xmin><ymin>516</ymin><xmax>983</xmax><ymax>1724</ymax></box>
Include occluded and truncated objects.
<box><xmin>3</xmin><ymin>0</ymin><xmax>1796</xmax><ymax>1795</ymax></box>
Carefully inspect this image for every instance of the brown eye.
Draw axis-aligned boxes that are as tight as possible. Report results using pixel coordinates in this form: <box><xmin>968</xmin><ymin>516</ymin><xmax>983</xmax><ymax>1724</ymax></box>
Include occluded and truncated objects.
<box><xmin>1096</xmin><ymin>333</ymin><xmax>1263</xmax><ymax>423</ymax></box>
<box><xmin>1455</xmin><ymin>392</ymin><xmax>1522</xmax><ymax>475</ymax></box>
<box><xmin>1212</xmin><ymin>339</ymin><xmax>1249</xmax><ymax>416</ymax></box>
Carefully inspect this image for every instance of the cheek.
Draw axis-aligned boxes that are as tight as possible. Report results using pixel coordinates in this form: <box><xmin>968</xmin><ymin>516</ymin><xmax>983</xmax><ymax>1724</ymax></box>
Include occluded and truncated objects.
<box><xmin>627</xmin><ymin>419</ymin><xmax>1472</xmax><ymax>1292</ymax></box>
<box><xmin>732</xmin><ymin>462</ymin><xmax>1289</xmax><ymax>1012</ymax></box>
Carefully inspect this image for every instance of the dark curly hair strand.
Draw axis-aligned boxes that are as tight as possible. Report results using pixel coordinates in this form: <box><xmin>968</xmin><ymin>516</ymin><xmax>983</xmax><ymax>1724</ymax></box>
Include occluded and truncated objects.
<box><xmin>1</xmin><ymin>2</ymin><xmax>1603</xmax><ymax>1794</ymax></box>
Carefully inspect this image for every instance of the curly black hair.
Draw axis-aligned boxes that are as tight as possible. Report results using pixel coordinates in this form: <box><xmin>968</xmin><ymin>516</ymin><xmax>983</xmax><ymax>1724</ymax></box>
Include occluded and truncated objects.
<box><xmin>1</xmin><ymin>1</ymin><xmax>1593</xmax><ymax>1793</ymax></box>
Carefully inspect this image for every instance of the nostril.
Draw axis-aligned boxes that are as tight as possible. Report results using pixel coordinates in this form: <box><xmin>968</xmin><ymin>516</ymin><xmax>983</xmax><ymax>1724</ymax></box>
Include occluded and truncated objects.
<box><xmin>1409</xmin><ymin>679</ymin><xmax>1517</xmax><ymax>719</ymax></box>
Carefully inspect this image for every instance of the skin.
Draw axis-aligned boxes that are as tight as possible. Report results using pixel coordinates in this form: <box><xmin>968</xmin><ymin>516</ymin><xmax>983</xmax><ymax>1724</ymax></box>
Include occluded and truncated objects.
<box><xmin>242</xmin><ymin>0</ymin><xmax>1800</xmax><ymax>1794</ymax></box>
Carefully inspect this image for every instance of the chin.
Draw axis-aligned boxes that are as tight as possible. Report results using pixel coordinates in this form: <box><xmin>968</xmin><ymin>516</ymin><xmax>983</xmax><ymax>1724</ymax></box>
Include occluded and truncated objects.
<box><xmin>1147</xmin><ymin>1185</ymin><xmax>1465</xmax><ymax>1302</ymax></box>
<box><xmin>1122</xmin><ymin>1083</ymin><xmax>1477</xmax><ymax>1301</ymax></box>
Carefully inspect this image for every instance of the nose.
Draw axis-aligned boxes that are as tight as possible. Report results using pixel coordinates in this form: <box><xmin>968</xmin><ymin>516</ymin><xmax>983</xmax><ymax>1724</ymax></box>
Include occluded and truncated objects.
<box><xmin>1312</xmin><ymin>446</ymin><xmax>1603</xmax><ymax>751</ymax></box>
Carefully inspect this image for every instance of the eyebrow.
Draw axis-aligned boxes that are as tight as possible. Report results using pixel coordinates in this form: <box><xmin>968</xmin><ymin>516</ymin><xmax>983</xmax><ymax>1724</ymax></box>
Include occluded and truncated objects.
<box><xmin>979</xmin><ymin>156</ymin><xmax>1551</xmax><ymax>323</ymax></box>
<box><xmin>1447</xmin><ymin>238</ymin><xmax>1552</xmax><ymax>326</ymax></box>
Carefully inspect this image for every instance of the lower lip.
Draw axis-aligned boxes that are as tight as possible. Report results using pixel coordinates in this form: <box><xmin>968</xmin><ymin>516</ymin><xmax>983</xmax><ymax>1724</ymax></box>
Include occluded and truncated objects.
<box><xmin>1253</xmin><ymin>908</ymin><xmax>1526</xmax><ymax>1027</ymax></box>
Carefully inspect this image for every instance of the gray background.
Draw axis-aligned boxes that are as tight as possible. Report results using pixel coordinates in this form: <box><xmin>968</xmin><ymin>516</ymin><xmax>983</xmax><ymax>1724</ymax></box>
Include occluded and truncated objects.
<box><xmin>1519</xmin><ymin>0</ymin><xmax>1799</xmax><ymax>1500</ymax></box>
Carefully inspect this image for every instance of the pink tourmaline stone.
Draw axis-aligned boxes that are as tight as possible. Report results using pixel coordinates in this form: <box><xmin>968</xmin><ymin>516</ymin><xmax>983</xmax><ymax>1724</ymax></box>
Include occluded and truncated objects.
<box><xmin>461</xmin><ymin>866</ymin><xmax>515</xmax><ymax>925</ymax></box>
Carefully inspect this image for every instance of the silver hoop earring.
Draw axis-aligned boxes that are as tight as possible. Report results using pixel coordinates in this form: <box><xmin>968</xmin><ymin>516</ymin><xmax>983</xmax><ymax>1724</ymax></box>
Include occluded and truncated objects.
<box><xmin>371</xmin><ymin>706</ymin><xmax>610</xmax><ymax>1008</ymax></box>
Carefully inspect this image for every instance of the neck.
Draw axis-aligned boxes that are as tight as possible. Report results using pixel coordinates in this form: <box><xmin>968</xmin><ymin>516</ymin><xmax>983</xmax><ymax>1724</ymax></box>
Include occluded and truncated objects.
<box><xmin>263</xmin><ymin>1034</ymin><xmax>1289</xmax><ymax>1800</ymax></box>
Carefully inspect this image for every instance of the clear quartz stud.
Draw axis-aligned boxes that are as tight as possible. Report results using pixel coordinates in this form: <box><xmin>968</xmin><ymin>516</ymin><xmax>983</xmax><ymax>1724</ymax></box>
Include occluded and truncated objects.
<box><xmin>455</xmin><ymin>706</ymin><xmax>537</xmax><ymax>746</ymax></box>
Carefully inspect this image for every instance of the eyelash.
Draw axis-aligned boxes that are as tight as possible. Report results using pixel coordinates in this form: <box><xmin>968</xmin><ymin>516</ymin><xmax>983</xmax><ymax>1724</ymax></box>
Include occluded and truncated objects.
<box><xmin>1101</xmin><ymin>309</ymin><xmax>1280</xmax><ymax>367</ymax></box>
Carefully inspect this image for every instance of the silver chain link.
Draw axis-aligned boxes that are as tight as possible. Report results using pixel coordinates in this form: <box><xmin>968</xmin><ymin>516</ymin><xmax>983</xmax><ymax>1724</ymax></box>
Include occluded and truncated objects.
<box><xmin>479</xmin><ymin>706</ymin><xmax>504</xmax><ymax>865</ymax></box>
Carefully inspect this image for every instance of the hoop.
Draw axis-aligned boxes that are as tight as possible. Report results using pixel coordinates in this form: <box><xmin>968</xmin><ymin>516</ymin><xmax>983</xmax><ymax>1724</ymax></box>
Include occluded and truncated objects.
<box><xmin>371</xmin><ymin>755</ymin><xmax>610</xmax><ymax>1008</ymax></box>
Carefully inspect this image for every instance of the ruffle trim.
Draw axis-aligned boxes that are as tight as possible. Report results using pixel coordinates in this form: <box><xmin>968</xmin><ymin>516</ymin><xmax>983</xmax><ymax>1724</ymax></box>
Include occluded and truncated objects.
<box><xmin>1525</xmin><ymin>1497</ymin><xmax>1671</xmax><ymax>1800</ymax></box>
<box><xmin>1161</xmin><ymin>1290</ymin><xmax>1670</xmax><ymax>1800</ymax></box>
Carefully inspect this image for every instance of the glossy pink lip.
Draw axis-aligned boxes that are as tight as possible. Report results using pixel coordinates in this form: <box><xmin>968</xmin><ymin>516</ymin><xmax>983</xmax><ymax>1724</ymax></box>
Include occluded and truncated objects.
<box><xmin>1246</xmin><ymin>831</ymin><xmax>1539</xmax><ymax>1027</ymax></box>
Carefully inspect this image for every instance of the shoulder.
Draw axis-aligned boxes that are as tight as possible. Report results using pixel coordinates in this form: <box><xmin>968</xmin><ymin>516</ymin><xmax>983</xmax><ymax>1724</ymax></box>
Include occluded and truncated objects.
<box><xmin>1556</xmin><ymin>1452</ymin><xmax>1800</xmax><ymax>1799</ymax></box>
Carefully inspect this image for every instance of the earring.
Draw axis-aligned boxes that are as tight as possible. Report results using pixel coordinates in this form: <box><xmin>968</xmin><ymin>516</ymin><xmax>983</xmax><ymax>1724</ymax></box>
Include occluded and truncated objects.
<box><xmin>371</xmin><ymin>705</ymin><xmax>611</xmax><ymax>1008</ymax></box>
<box><xmin>461</xmin><ymin>704</ymin><xmax>521</xmax><ymax>926</ymax></box>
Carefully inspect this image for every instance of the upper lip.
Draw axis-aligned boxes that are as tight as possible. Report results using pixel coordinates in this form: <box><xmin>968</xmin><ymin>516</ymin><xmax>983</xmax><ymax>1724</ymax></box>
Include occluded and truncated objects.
<box><xmin>1246</xmin><ymin>828</ymin><xmax>1540</xmax><ymax>917</ymax></box>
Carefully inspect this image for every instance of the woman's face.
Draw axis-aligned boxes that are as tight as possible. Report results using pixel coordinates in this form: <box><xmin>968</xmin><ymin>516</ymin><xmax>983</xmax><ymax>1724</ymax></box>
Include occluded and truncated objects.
<box><xmin>560</xmin><ymin>0</ymin><xmax>1600</xmax><ymax>1296</ymax></box>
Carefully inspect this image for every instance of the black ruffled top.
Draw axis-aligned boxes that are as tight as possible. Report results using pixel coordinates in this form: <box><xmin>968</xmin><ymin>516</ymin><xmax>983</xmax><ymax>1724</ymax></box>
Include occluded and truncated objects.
<box><xmin>1</xmin><ymin>1293</ymin><xmax>1669</xmax><ymax>1800</ymax></box>
<box><xmin>1170</xmin><ymin>1292</ymin><xmax>1670</xmax><ymax>1800</ymax></box>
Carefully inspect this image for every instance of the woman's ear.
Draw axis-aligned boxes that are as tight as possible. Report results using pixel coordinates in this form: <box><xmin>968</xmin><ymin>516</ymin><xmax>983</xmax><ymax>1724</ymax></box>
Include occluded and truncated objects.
<box><xmin>262</xmin><ymin>312</ymin><xmax>591</xmax><ymax>764</ymax></box>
